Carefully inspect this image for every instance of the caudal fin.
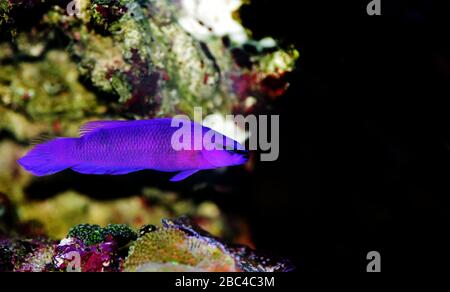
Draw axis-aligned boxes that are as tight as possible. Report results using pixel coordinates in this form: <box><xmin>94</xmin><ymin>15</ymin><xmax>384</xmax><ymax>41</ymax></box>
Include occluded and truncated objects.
<box><xmin>17</xmin><ymin>138</ymin><xmax>75</xmax><ymax>176</ymax></box>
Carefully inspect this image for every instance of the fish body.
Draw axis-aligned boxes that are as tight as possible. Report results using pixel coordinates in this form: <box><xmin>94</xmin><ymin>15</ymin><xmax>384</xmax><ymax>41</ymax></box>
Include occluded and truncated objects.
<box><xmin>18</xmin><ymin>118</ymin><xmax>248</xmax><ymax>181</ymax></box>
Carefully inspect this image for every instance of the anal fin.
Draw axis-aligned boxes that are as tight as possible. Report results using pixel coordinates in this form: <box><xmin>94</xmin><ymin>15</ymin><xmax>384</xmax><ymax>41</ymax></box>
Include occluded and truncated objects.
<box><xmin>170</xmin><ymin>170</ymin><xmax>199</xmax><ymax>182</ymax></box>
<box><xmin>71</xmin><ymin>165</ymin><xmax>143</xmax><ymax>175</ymax></box>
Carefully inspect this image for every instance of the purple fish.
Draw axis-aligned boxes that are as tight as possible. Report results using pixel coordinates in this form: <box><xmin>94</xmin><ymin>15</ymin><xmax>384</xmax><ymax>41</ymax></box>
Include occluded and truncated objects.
<box><xmin>17</xmin><ymin>118</ymin><xmax>248</xmax><ymax>182</ymax></box>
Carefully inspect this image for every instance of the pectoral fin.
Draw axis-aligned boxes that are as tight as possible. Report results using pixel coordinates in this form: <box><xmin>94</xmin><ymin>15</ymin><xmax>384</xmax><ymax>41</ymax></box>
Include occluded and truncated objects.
<box><xmin>170</xmin><ymin>170</ymin><xmax>199</xmax><ymax>182</ymax></box>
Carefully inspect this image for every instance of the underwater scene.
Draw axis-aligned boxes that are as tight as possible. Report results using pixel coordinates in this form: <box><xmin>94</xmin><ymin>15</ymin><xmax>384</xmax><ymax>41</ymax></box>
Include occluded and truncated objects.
<box><xmin>0</xmin><ymin>0</ymin><xmax>298</xmax><ymax>272</ymax></box>
<box><xmin>3</xmin><ymin>0</ymin><xmax>450</xmax><ymax>277</ymax></box>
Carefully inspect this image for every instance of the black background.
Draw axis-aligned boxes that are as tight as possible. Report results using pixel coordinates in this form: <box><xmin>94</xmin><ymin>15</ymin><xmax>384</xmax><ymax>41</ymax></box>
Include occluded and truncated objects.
<box><xmin>239</xmin><ymin>0</ymin><xmax>450</xmax><ymax>272</ymax></box>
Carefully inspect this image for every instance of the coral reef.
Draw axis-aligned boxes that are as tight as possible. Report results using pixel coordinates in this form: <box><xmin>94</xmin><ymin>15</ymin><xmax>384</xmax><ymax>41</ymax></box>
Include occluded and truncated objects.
<box><xmin>2</xmin><ymin>188</ymin><xmax>289</xmax><ymax>272</ymax></box>
<box><xmin>0</xmin><ymin>0</ymin><xmax>297</xmax><ymax>206</ymax></box>
<box><xmin>0</xmin><ymin>0</ymin><xmax>297</xmax><ymax>272</ymax></box>
<box><xmin>160</xmin><ymin>217</ymin><xmax>295</xmax><ymax>272</ymax></box>
<box><xmin>0</xmin><ymin>216</ymin><xmax>293</xmax><ymax>272</ymax></box>
<box><xmin>17</xmin><ymin>190</ymin><xmax>231</xmax><ymax>240</ymax></box>
<box><xmin>124</xmin><ymin>226</ymin><xmax>238</xmax><ymax>272</ymax></box>
<box><xmin>0</xmin><ymin>237</ymin><xmax>55</xmax><ymax>272</ymax></box>
<box><xmin>1</xmin><ymin>0</ymin><xmax>297</xmax><ymax>122</ymax></box>
<box><xmin>54</xmin><ymin>237</ymin><xmax>119</xmax><ymax>272</ymax></box>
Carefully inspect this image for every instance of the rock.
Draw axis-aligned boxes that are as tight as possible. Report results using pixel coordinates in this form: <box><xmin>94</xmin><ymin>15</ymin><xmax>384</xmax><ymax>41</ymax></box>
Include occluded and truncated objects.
<box><xmin>124</xmin><ymin>217</ymin><xmax>294</xmax><ymax>272</ymax></box>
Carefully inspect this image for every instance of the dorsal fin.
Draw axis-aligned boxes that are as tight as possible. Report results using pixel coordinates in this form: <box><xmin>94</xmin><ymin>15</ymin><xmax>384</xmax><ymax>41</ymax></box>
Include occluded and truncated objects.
<box><xmin>79</xmin><ymin>120</ymin><xmax>130</xmax><ymax>137</ymax></box>
<box><xmin>30</xmin><ymin>134</ymin><xmax>57</xmax><ymax>146</ymax></box>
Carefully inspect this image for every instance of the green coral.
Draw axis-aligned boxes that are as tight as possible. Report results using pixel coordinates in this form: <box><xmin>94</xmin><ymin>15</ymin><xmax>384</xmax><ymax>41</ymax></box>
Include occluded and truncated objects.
<box><xmin>68</xmin><ymin>224</ymin><xmax>106</xmax><ymax>246</ymax></box>
<box><xmin>68</xmin><ymin>223</ymin><xmax>138</xmax><ymax>247</ymax></box>
<box><xmin>103</xmin><ymin>224</ymin><xmax>138</xmax><ymax>246</ymax></box>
